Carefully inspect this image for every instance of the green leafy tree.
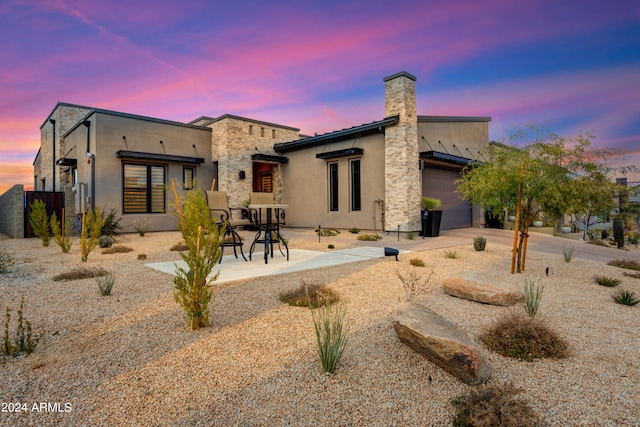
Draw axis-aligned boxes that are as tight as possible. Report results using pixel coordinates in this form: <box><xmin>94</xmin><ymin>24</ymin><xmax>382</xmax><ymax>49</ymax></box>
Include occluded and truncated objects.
<box><xmin>29</xmin><ymin>199</ymin><xmax>50</xmax><ymax>246</ymax></box>
<box><xmin>457</xmin><ymin>124</ymin><xmax>633</xmax><ymax>273</ymax></box>
<box><xmin>50</xmin><ymin>211</ymin><xmax>72</xmax><ymax>253</ymax></box>
<box><xmin>171</xmin><ymin>180</ymin><xmax>225</xmax><ymax>330</ymax></box>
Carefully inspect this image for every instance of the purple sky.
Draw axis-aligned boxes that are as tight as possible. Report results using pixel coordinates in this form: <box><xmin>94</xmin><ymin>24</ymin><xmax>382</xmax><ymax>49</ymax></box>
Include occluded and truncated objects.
<box><xmin>1</xmin><ymin>0</ymin><xmax>639</xmax><ymax>193</ymax></box>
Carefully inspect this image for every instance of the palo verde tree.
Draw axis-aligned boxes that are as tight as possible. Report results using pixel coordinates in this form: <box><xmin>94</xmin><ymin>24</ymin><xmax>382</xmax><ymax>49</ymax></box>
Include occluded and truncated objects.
<box><xmin>171</xmin><ymin>179</ymin><xmax>225</xmax><ymax>330</ymax></box>
<box><xmin>457</xmin><ymin>124</ymin><xmax>630</xmax><ymax>273</ymax></box>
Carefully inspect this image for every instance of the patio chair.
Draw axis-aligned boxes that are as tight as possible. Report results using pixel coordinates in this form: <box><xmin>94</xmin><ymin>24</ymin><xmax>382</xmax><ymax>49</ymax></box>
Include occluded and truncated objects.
<box><xmin>249</xmin><ymin>192</ymin><xmax>285</xmax><ymax>226</ymax></box>
<box><xmin>205</xmin><ymin>191</ymin><xmax>251</xmax><ymax>263</ymax></box>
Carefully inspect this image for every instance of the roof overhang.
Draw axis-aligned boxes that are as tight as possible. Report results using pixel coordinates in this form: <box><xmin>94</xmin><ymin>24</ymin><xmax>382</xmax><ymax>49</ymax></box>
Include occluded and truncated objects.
<box><xmin>251</xmin><ymin>153</ymin><xmax>289</xmax><ymax>164</ymax></box>
<box><xmin>420</xmin><ymin>151</ymin><xmax>477</xmax><ymax>167</ymax></box>
<box><xmin>316</xmin><ymin>147</ymin><xmax>364</xmax><ymax>160</ymax></box>
<box><xmin>56</xmin><ymin>158</ymin><xmax>77</xmax><ymax>167</ymax></box>
<box><xmin>116</xmin><ymin>150</ymin><xmax>204</xmax><ymax>164</ymax></box>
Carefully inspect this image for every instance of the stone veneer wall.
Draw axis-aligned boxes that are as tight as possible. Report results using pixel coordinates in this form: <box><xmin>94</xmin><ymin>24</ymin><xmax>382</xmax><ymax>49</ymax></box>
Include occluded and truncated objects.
<box><xmin>0</xmin><ymin>185</ymin><xmax>24</xmax><ymax>238</ymax></box>
<box><xmin>38</xmin><ymin>104</ymin><xmax>91</xmax><ymax>192</ymax></box>
<box><xmin>209</xmin><ymin>116</ymin><xmax>299</xmax><ymax>214</ymax></box>
<box><xmin>383</xmin><ymin>72</ymin><xmax>422</xmax><ymax>232</ymax></box>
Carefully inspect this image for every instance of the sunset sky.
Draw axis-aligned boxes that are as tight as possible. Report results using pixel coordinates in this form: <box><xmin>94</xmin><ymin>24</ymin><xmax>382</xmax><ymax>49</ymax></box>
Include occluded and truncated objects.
<box><xmin>1</xmin><ymin>0</ymin><xmax>639</xmax><ymax>193</ymax></box>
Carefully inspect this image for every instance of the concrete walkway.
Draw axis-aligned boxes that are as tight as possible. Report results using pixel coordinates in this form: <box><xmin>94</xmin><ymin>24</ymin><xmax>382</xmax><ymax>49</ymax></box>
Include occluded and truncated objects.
<box><xmin>146</xmin><ymin>246</ymin><xmax>409</xmax><ymax>284</ymax></box>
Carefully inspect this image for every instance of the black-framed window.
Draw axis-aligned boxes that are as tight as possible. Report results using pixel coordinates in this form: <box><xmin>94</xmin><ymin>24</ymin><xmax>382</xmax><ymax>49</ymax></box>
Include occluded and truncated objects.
<box><xmin>329</xmin><ymin>162</ymin><xmax>338</xmax><ymax>211</ymax></box>
<box><xmin>123</xmin><ymin>163</ymin><xmax>165</xmax><ymax>213</ymax></box>
<box><xmin>350</xmin><ymin>159</ymin><xmax>361</xmax><ymax>211</ymax></box>
<box><xmin>183</xmin><ymin>166</ymin><xmax>195</xmax><ymax>190</ymax></box>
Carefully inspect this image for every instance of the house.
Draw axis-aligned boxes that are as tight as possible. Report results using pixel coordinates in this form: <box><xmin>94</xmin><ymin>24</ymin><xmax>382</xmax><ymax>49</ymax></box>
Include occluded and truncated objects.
<box><xmin>33</xmin><ymin>71</ymin><xmax>491</xmax><ymax>234</ymax></box>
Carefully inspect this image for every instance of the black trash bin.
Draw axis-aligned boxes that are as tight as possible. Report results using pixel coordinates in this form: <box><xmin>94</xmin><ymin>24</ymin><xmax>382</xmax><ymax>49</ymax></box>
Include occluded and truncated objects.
<box><xmin>421</xmin><ymin>209</ymin><xmax>442</xmax><ymax>237</ymax></box>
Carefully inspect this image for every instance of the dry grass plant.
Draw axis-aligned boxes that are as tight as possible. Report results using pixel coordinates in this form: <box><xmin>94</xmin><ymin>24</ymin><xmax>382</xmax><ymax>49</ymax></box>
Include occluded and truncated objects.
<box><xmin>444</xmin><ymin>249</ymin><xmax>458</xmax><ymax>259</ymax></box>
<box><xmin>170</xmin><ymin>242</ymin><xmax>189</xmax><ymax>251</ymax></box>
<box><xmin>2</xmin><ymin>297</ymin><xmax>39</xmax><ymax>358</ymax></box>
<box><xmin>522</xmin><ymin>277</ymin><xmax>544</xmax><ymax>317</ymax></box>
<box><xmin>0</xmin><ymin>249</ymin><xmax>14</xmax><ymax>274</ymax></box>
<box><xmin>623</xmin><ymin>271</ymin><xmax>640</xmax><ymax>279</ymax></box>
<box><xmin>101</xmin><ymin>245</ymin><xmax>134</xmax><ymax>254</ymax></box>
<box><xmin>607</xmin><ymin>259</ymin><xmax>640</xmax><ymax>271</ymax></box>
<box><xmin>53</xmin><ymin>267</ymin><xmax>108</xmax><ymax>281</ymax></box>
<box><xmin>279</xmin><ymin>281</ymin><xmax>339</xmax><ymax>308</ymax></box>
<box><xmin>451</xmin><ymin>382</ymin><xmax>541</xmax><ymax>427</ymax></box>
<box><xmin>478</xmin><ymin>314</ymin><xmax>569</xmax><ymax>361</ymax></box>
<box><xmin>409</xmin><ymin>258</ymin><xmax>425</xmax><ymax>267</ymax></box>
<box><xmin>357</xmin><ymin>233</ymin><xmax>382</xmax><ymax>241</ymax></box>
<box><xmin>96</xmin><ymin>273</ymin><xmax>115</xmax><ymax>296</ymax></box>
<box><xmin>562</xmin><ymin>245</ymin><xmax>574</xmax><ymax>262</ymax></box>
<box><xmin>395</xmin><ymin>266</ymin><xmax>434</xmax><ymax>301</ymax></box>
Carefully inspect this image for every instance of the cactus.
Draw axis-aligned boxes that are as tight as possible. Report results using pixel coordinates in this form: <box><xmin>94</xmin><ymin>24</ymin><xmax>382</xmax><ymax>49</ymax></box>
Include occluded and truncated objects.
<box><xmin>613</xmin><ymin>217</ymin><xmax>624</xmax><ymax>248</ymax></box>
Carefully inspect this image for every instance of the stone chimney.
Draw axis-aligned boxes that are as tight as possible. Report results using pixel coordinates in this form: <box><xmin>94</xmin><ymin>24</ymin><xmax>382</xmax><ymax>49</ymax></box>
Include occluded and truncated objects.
<box><xmin>383</xmin><ymin>71</ymin><xmax>421</xmax><ymax>232</ymax></box>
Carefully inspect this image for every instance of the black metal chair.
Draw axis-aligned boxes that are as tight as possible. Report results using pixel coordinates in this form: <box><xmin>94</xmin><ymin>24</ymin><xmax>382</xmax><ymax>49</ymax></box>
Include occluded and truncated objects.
<box><xmin>206</xmin><ymin>191</ymin><xmax>251</xmax><ymax>263</ymax></box>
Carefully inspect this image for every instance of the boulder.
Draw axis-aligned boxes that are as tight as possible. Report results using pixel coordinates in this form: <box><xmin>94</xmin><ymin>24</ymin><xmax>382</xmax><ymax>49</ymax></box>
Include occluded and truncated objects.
<box><xmin>392</xmin><ymin>302</ymin><xmax>491</xmax><ymax>385</ymax></box>
<box><xmin>443</xmin><ymin>276</ymin><xmax>522</xmax><ymax>306</ymax></box>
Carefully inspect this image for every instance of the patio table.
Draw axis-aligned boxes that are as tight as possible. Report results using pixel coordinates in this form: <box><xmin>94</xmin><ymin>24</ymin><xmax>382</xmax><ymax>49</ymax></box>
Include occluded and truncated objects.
<box><xmin>248</xmin><ymin>203</ymin><xmax>289</xmax><ymax>264</ymax></box>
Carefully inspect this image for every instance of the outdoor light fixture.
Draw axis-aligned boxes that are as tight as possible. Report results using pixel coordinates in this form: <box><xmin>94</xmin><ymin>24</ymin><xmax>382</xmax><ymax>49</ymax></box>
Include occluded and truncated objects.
<box><xmin>238</xmin><ymin>171</ymin><xmax>246</xmax><ymax>180</ymax></box>
<box><xmin>384</xmin><ymin>247</ymin><xmax>399</xmax><ymax>261</ymax></box>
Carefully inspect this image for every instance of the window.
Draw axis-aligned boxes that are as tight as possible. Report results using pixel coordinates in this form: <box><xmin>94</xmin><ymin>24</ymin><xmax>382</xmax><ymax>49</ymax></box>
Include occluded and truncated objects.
<box><xmin>261</xmin><ymin>127</ymin><xmax>265</xmax><ymax>137</ymax></box>
<box><xmin>350</xmin><ymin>159</ymin><xmax>361</xmax><ymax>211</ymax></box>
<box><xmin>329</xmin><ymin>162</ymin><xmax>338</xmax><ymax>211</ymax></box>
<box><xmin>249</xmin><ymin>125</ymin><xmax>253</xmax><ymax>135</ymax></box>
<box><xmin>123</xmin><ymin>164</ymin><xmax>165</xmax><ymax>213</ymax></box>
<box><xmin>183</xmin><ymin>167</ymin><xmax>195</xmax><ymax>190</ymax></box>
<box><xmin>272</xmin><ymin>129</ymin><xmax>276</xmax><ymax>139</ymax></box>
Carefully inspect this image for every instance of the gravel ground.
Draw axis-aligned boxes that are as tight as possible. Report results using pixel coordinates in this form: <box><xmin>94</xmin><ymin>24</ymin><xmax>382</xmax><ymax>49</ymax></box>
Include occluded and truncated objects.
<box><xmin>0</xmin><ymin>230</ymin><xmax>639</xmax><ymax>426</ymax></box>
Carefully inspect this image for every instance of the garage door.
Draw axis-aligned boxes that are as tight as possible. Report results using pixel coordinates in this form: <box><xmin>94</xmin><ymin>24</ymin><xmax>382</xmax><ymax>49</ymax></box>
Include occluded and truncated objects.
<box><xmin>422</xmin><ymin>167</ymin><xmax>471</xmax><ymax>230</ymax></box>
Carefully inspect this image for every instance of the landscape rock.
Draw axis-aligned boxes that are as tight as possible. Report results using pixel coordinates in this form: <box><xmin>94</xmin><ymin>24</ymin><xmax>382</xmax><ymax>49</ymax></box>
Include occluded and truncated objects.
<box><xmin>392</xmin><ymin>302</ymin><xmax>492</xmax><ymax>385</ymax></box>
<box><xmin>443</xmin><ymin>276</ymin><xmax>522</xmax><ymax>306</ymax></box>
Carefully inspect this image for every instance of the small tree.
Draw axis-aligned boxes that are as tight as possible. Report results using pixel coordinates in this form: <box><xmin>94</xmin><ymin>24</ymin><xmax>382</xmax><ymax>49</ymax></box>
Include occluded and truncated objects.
<box><xmin>80</xmin><ymin>208</ymin><xmax>104</xmax><ymax>262</ymax></box>
<box><xmin>29</xmin><ymin>199</ymin><xmax>50</xmax><ymax>246</ymax></box>
<box><xmin>171</xmin><ymin>180</ymin><xmax>225</xmax><ymax>330</ymax></box>
<box><xmin>50</xmin><ymin>211</ymin><xmax>72</xmax><ymax>253</ymax></box>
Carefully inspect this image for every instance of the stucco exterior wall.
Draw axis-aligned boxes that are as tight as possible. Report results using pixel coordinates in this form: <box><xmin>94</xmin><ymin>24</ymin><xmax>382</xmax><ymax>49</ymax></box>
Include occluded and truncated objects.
<box><xmin>209</xmin><ymin>116</ymin><xmax>299</xmax><ymax>211</ymax></box>
<box><xmin>417</xmin><ymin>118</ymin><xmax>490</xmax><ymax>158</ymax></box>
<box><xmin>63</xmin><ymin>112</ymin><xmax>213</xmax><ymax>233</ymax></box>
<box><xmin>0</xmin><ymin>185</ymin><xmax>24</xmax><ymax>238</ymax></box>
<box><xmin>280</xmin><ymin>134</ymin><xmax>386</xmax><ymax>230</ymax></box>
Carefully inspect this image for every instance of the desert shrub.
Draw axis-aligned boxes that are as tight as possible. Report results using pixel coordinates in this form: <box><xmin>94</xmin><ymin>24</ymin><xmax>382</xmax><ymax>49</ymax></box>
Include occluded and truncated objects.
<box><xmin>50</xmin><ymin>211</ymin><xmax>72</xmax><ymax>253</ymax></box>
<box><xmin>29</xmin><ymin>199</ymin><xmax>50</xmax><ymax>247</ymax></box>
<box><xmin>171</xmin><ymin>180</ymin><xmax>225</xmax><ymax>330</ymax></box>
<box><xmin>623</xmin><ymin>271</ymin><xmax>640</xmax><ymax>279</ymax></box>
<box><xmin>409</xmin><ymin>258</ymin><xmax>425</xmax><ymax>267</ymax></box>
<box><xmin>137</xmin><ymin>253</ymin><xmax>147</xmax><ymax>260</ymax></box>
<box><xmin>279</xmin><ymin>281</ymin><xmax>339</xmax><ymax>308</ymax></box>
<box><xmin>349</xmin><ymin>227</ymin><xmax>360</xmax><ymax>234</ymax></box>
<box><xmin>562</xmin><ymin>245</ymin><xmax>574</xmax><ymax>263</ymax></box>
<box><xmin>52</xmin><ymin>267</ymin><xmax>108</xmax><ymax>281</ymax></box>
<box><xmin>607</xmin><ymin>259</ymin><xmax>640</xmax><ymax>271</ymax></box>
<box><xmin>444</xmin><ymin>249</ymin><xmax>458</xmax><ymax>259</ymax></box>
<box><xmin>0</xmin><ymin>249</ymin><xmax>14</xmax><ymax>274</ymax></box>
<box><xmin>522</xmin><ymin>277</ymin><xmax>543</xmax><ymax>317</ymax></box>
<box><xmin>96</xmin><ymin>273</ymin><xmax>115</xmax><ymax>296</ymax></box>
<box><xmin>406</xmin><ymin>232</ymin><xmax>414</xmax><ymax>240</ymax></box>
<box><xmin>396</xmin><ymin>266</ymin><xmax>433</xmax><ymax>301</ymax></box>
<box><xmin>318</xmin><ymin>228</ymin><xmax>340</xmax><ymax>237</ymax></box>
<box><xmin>80</xmin><ymin>209</ymin><xmax>104</xmax><ymax>262</ymax></box>
<box><xmin>357</xmin><ymin>233</ymin><xmax>382</xmax><ymax>241</ymax></box>
<box><xmin>132</xmin><ymin>218</ymin><xmax>151</xmax><ymax>236</ymax></box>
<box><xmin>613</xmin><ymin>290</ymin><xmax>639</xmax><ymax>306</ymax></box>
<box><xmin>101</xmin><ymin>245</ymin><xmax>134</xmax><ymax>254</ymax></box>
<box><xmin>629</xmin><ymin>232</ymin><xmax>640</xmax><ymax>245</ymax></box>
<box><xmin>2</xmin><ymin>297</ymin><xmax>39</xmax><ymax>358</ymax></box>
<box><xmin>451</xmin><ymin>382</ymin><xmax>541</xmax><ymax>427</ymax></box>
<box><xmin>311</xmin><ymin>300</ymin><xmax>350</xmax><ymax>374</ymax></box>
<box><xmin>100</xmin><ymin>207</ymin><xmax>122</xmax><ymax>237</ymax></box>
<box><xmin>473</xmin><ymin>236</ymin><xmax>486</xmax><ymax>252</ymax></box>
<box><xmin>613</xmin><ymin>217</ymin><xmax>625</xmax><ymax>248</ymax></box>
<box><xmin>99</xmin><ymin>235</ymin><xmax>113</xmax><ymax>248</ymax></box>
<box><xmin>594</xmin><ymin>276</ymin><xmax>621</xmax><ymax>287</ymax></box>
<box><xmin>170</xmin><ymin>242</ymin><xmax>189</xmax><ymax>251</ymax></box>
<box><xmin>478</xmin><ymin>315</ymin><xmax>569</xmax><ymax>361</ymax></box>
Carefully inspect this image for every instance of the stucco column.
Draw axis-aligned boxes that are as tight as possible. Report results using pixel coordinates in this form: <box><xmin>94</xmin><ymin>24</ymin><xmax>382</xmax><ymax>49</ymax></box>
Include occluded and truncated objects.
<box><xmin>383</xmin><ymin>71</ymin><xmax>421</xmax><ymax>232</ymax></box>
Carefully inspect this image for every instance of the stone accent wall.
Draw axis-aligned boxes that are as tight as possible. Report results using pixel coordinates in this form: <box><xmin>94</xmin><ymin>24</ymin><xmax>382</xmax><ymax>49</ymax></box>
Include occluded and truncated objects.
<box><xmin>209</xmin><ymin>116</ymin><xmax>299</xmax><ymax>214</ymax></box>
<box><xmin>383</xmin><ymin>72</ymin><xmax>421</xmax><ymax>231</ymax></box>
<box><xmin>38</xmin><ymin>104</ymin><xmax>91</xmax><ymax>191</ymax></box>
<box><xmin>0</xmin><ymin>185</ymin><xmax>24</xmax><ymax>238</ymax></box>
